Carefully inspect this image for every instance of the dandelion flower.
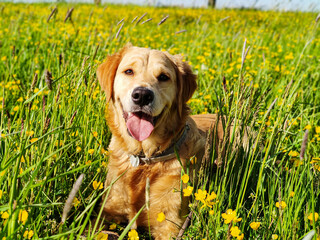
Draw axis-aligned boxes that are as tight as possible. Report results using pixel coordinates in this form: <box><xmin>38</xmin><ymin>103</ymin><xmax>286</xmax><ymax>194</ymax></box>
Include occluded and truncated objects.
<box><xmin>157</xmin><ymin>212</ymin><xmax>166</xmax><ymax>222</ymax></box>
<box><xmin>250</xmin><ymin>221</ymin><xmax>261</xmax><ymax>230</ymax></box>
<box><xmin>181</xmin><ymin>174</ymin><xmax>189</xmax><ymax>183</ymax></box>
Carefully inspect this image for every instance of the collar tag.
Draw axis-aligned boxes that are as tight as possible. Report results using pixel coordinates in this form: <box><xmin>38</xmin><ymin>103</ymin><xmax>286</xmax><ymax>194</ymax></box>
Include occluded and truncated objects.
<box><xmin>130</xmin><ymin>155</ymin><xmax>140</xmax><ymax>167</ymax></box>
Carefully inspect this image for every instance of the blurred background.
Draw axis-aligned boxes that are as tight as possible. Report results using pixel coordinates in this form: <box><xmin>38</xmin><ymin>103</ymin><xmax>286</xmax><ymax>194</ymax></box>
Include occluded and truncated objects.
<box><xmin>6</xmin><ymin>0</ymin><xmax>320</xmax><ymax>12</ymax></box>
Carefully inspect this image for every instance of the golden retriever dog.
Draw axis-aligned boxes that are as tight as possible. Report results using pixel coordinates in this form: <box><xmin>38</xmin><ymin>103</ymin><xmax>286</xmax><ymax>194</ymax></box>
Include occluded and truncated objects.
<box><xmin>97</xmin><ymin>44</ymin><xmax>223</xmax><ymax>239</ymax></box>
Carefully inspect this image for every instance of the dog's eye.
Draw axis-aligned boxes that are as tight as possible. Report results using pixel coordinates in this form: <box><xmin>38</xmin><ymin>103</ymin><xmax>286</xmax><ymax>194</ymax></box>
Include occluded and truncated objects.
<box><xmin>124</xmin><ymin>69</ymin><xmax>134</xmax><ymax>75</ymax></box>
<box><xmin>157</xmin><ymin>74</ymin><xmax>170</xmax><ymax>82</ymax></box>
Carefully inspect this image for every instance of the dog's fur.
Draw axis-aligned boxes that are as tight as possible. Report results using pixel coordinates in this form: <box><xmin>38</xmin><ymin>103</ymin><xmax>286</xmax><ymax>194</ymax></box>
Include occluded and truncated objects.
<box><xmin>97</xmin><ymin>44</ymin><xmax>221</xmax><ymax>239</ymax></box>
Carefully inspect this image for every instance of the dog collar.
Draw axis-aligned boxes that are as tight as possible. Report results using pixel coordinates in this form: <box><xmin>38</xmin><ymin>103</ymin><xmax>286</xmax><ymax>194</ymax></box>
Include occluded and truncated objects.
<box><xmin>129</xmin><ymin>124</ymin><xmax>190</xmax><ymax>167</ymax></box>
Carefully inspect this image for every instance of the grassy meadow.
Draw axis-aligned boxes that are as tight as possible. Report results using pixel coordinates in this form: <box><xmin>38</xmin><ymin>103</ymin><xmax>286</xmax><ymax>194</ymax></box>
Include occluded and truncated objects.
<box><xmin>0</xmin><ymin>3</ymin><xmax>320</xmax><ymax>239</ymax></box>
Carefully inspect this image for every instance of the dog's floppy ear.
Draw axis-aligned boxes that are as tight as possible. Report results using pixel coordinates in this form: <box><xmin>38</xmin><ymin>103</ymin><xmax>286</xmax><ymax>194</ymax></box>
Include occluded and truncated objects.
<box><xmin>97</xmin><ymin>43</ymin><xmax>132</xmax><ymax>102</ymax></box>
<box><xmin>173</xmin><ymin>54</ymin><xmax>197</xmax><ymax>117</ymax></box>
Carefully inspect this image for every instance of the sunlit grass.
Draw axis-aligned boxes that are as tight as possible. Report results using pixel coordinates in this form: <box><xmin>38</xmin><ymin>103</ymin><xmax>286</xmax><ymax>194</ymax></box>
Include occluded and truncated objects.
<box><xmin>0</xmin><ymin>3</ymin><xmax>319</xmax><ymax>239</ymax></box>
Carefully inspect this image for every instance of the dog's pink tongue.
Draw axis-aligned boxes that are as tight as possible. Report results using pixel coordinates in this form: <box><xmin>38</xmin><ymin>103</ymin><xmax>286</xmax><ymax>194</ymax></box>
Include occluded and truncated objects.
<box><xmin>126</xmin><ymin>114</ymin><xmax>154</xmax><ymax>141</ymax></box>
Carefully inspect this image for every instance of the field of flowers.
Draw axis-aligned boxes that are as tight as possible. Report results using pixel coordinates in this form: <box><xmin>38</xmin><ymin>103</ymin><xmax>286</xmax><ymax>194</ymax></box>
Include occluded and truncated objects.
<box><xmin>0</xmin><ymin>3</ymin><xmax>319</xmax><ymax>239</ymax></box>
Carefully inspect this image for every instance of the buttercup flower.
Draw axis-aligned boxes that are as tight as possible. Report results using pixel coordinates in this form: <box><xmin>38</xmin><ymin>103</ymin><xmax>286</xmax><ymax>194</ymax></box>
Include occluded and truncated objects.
<box><xmin>230</xmin><ymin>226</ymin><xmax>241</xmax><ymax>237</ymax></box>
<box><xmin>1</xmin><ymin>211</ymin><xmax>9</xmax><ymax>219</ymax></box>
<box><xmin>128</xmin><ymin>229</ymin><xmax>139</xmax><ymax>240</ymax></box>
<box><xmin>93</xmin><ymin>181</ymin><xmax>103</xmax><ymax>190</ymax></box>
<box><xmin>23</xmin><ymin>230</ymin><xmax>34</xmax><ymax>239</ymax></box>
<box><xmin>250</xmin><ymin>221</ymin><xmax>261</xmax><ymax>230</ymax></box>
<box><xmin>181</xmin><ymin>174</ymin><xmax>189</xmax><ymax>184</ymax></box>
<box><xmin>221</xmin><ymin>209</ymin><xmax>241</xmax><ymax>224</ymax></box>
<box><xmin>18</xmin><ymin>210</ymin><xmax>28</xmax><ymax>224</ymax></box>
<box><xmin>276</xmin><ymin>201</ymin><xmax>287</xmax><ymax>209</ymax></box>
<box><xmin>157</xmin><ymin>212</ymin><xmax>166</xmax><ymax>222</ymax></box>
<box><xmin>183</xmin><ymin>186</ymin><xmax>193</xmax><ymax>196</ymax></box>
<box><xmin>307</xmin><ymin>212</ymin><xmax>319</xmax><ymax>224</ymax></box>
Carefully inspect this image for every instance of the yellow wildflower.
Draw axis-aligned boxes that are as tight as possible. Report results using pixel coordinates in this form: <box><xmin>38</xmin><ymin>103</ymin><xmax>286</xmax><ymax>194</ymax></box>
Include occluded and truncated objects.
<box><xmin>128</xmin><ymin>229</ymin><xmax>139</xmax><ymax>240</ymax></box>
<box><xmin>250</xmin><ymin>221</ymin><xmax>261</xmax><ymax>230</ymax></box>
<box><xmin>23</xmin><ymin>230</ymin><xmax>34</xmax><ymax>239</ymax></box>
<box><xmin>237</xmin><ymin>234</ymin><xmax>244</xmax><ymax>240</ymax></box>
<box><xmin>289</xmin><ymin>191</ymin><xmax>295</xmax><ymax>197</ymax></box>
<box><xmin>316</xmin><ymin>126</ymin><xmax>320</xmax><ymax>134</ymax></box>
<box><xmin>0</xmin><ymin>190</ymin><xmax>3</xmax><ymax>199</ymax></box>
<box><xmin>209</xmin><ymin>210</ymin><xmax>214</xmax><ymax>215</ymax></box>
<box><xmin>230</xmin><ymin>226</ymin><xmax>241</xmax><ymax>237</ymax></box>
<box><xmin>304</xmin><ymin>124</ymin><xmax>311</xmax><ymax>130</ymax></box>
<box><xmin>276</xmin><ymin>201</ymin><xmax>287</xmax><ymax>209</ymax></box>
<box><xmin>73</xmin><ymin>197</ymin><xmax>80</xmax><ymax>208</ymax></box>
<box><xmin>100</xmin><ymin>148</ymin><xmax>109</xmax><ymax>155</ymax></box>
<box><xmin>109</xmin><ymin>223</ymin><xmax>117</xmax><ymax>230</ymax></box>
<box><xmin>26</xmin><ymin>131</ymin><xmax>34</xmax><ymax>136</ymax></box>
<box><xmin>157</xmin><ymin>212</ymin><xmax>166</xmax><ymax>222</ymax></box>
<box><xmin>96</xmin><ymin>232</ymin><xmax>108</xmax><ymax>240</ymax></box>
<box><xmin>18</xmin><ymin>210</ymin><xmax>28</xmax><ymax>224</ymax></box>
<box><xmin>181</xmin><ymin>174</ymin><xmax>189</xmax><ymax>184</ymax></box>
<box><xmin>93</xmin><ymin>181</ymin><xmax>103</xmax><ymax>190</ymax></box>
<box><xmin>183</xmin><ymin>186</ymin><xmax>193</xmax><ymax>197</ymax></box>
<box><xmin>55</xmin><ymin>140</ymin><xmax>64</xmax><ymax>147</ymax></box>
<box><xmin>92</xmin><ymin>131</ymin><xmax>98</xmax><ymax>137</ymax></box>
<box><xmin>288</xmin><ymin>150</ymin><xmax>299</xmax><ymax>157</ymax></box>
<box><xmin>1</xmin><ymin>211</ymin><xmax>9</xmax><ymax>219</ymax></box>
<box><xmin>272</xmin><ymin>234</ymin><xmax>279</xmax><ymax>239</ymax></box>
<box><xmin>221</xmin><ymin>209</ymin><xmax>241</xmax><ymax>224</ymax></box>
<box><xmin>195</xmin><ymin>189</ymin><xmax>207</xmax><ymax>202</ymax></box>
<box><xmin>307</xmin><ymin>212</ymin><xmax>319</xmax><ymax>224</ymax></box>
<box><xmin>88</xmin><ymin>149</ymin><xmax>94</xmax><ymax>155</ymax></box>
<box><xmin>13</xmin><ymin>106</ymin><xmax>19</xmax><ymax>111</ymax></box>
<box><xmin>30</xmin><ymin>138</ymin><xmax>38</xmax><ymax>143</ymax></box>
<box><xmin>76</xmin><ymin>146</ymin><xmax>82</xmax><ymax>153</ymax></box>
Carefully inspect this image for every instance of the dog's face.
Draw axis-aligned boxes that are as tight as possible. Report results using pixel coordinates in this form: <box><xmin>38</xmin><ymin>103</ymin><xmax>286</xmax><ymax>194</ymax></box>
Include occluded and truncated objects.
<box><xmin>97</xmin><ymin>45</ymin><xmax>196</xmax><ymax>142</ymax></box>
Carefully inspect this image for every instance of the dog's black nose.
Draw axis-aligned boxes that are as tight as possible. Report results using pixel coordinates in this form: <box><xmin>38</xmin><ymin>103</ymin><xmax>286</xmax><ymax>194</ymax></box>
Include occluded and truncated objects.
<box><xmin>131</xmin><ymin>87</ymin><xmax>154</xmax><ymax>106</ymax></box>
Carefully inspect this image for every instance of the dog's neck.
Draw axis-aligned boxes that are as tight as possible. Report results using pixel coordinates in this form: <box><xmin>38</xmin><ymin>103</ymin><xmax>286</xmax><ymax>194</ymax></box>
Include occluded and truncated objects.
<box><xmin>106</xmin><ymin>101</ymin><xmax>188</xmax><ymax>159</ymax></box>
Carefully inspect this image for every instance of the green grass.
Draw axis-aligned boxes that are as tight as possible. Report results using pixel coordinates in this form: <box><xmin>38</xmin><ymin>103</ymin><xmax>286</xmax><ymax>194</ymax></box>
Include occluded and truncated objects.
<box><xmin>0</xmin><ymin>3</ymin><xmax>319</xmax><ymax>239</ymax></box>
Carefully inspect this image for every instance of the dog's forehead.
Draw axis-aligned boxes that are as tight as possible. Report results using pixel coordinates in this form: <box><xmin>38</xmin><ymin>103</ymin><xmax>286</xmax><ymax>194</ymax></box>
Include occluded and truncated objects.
<box><xmin>119</xmin><ymin>47</ymin><xmax>175</xmax><ymax>68</ymax></box>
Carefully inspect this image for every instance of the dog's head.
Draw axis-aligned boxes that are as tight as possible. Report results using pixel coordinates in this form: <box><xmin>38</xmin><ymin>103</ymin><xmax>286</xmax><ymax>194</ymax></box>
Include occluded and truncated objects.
<box><xmin>97</xmin><ymin>44</ymin><xmax>196</xmax><ymax>142</ymax></box>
